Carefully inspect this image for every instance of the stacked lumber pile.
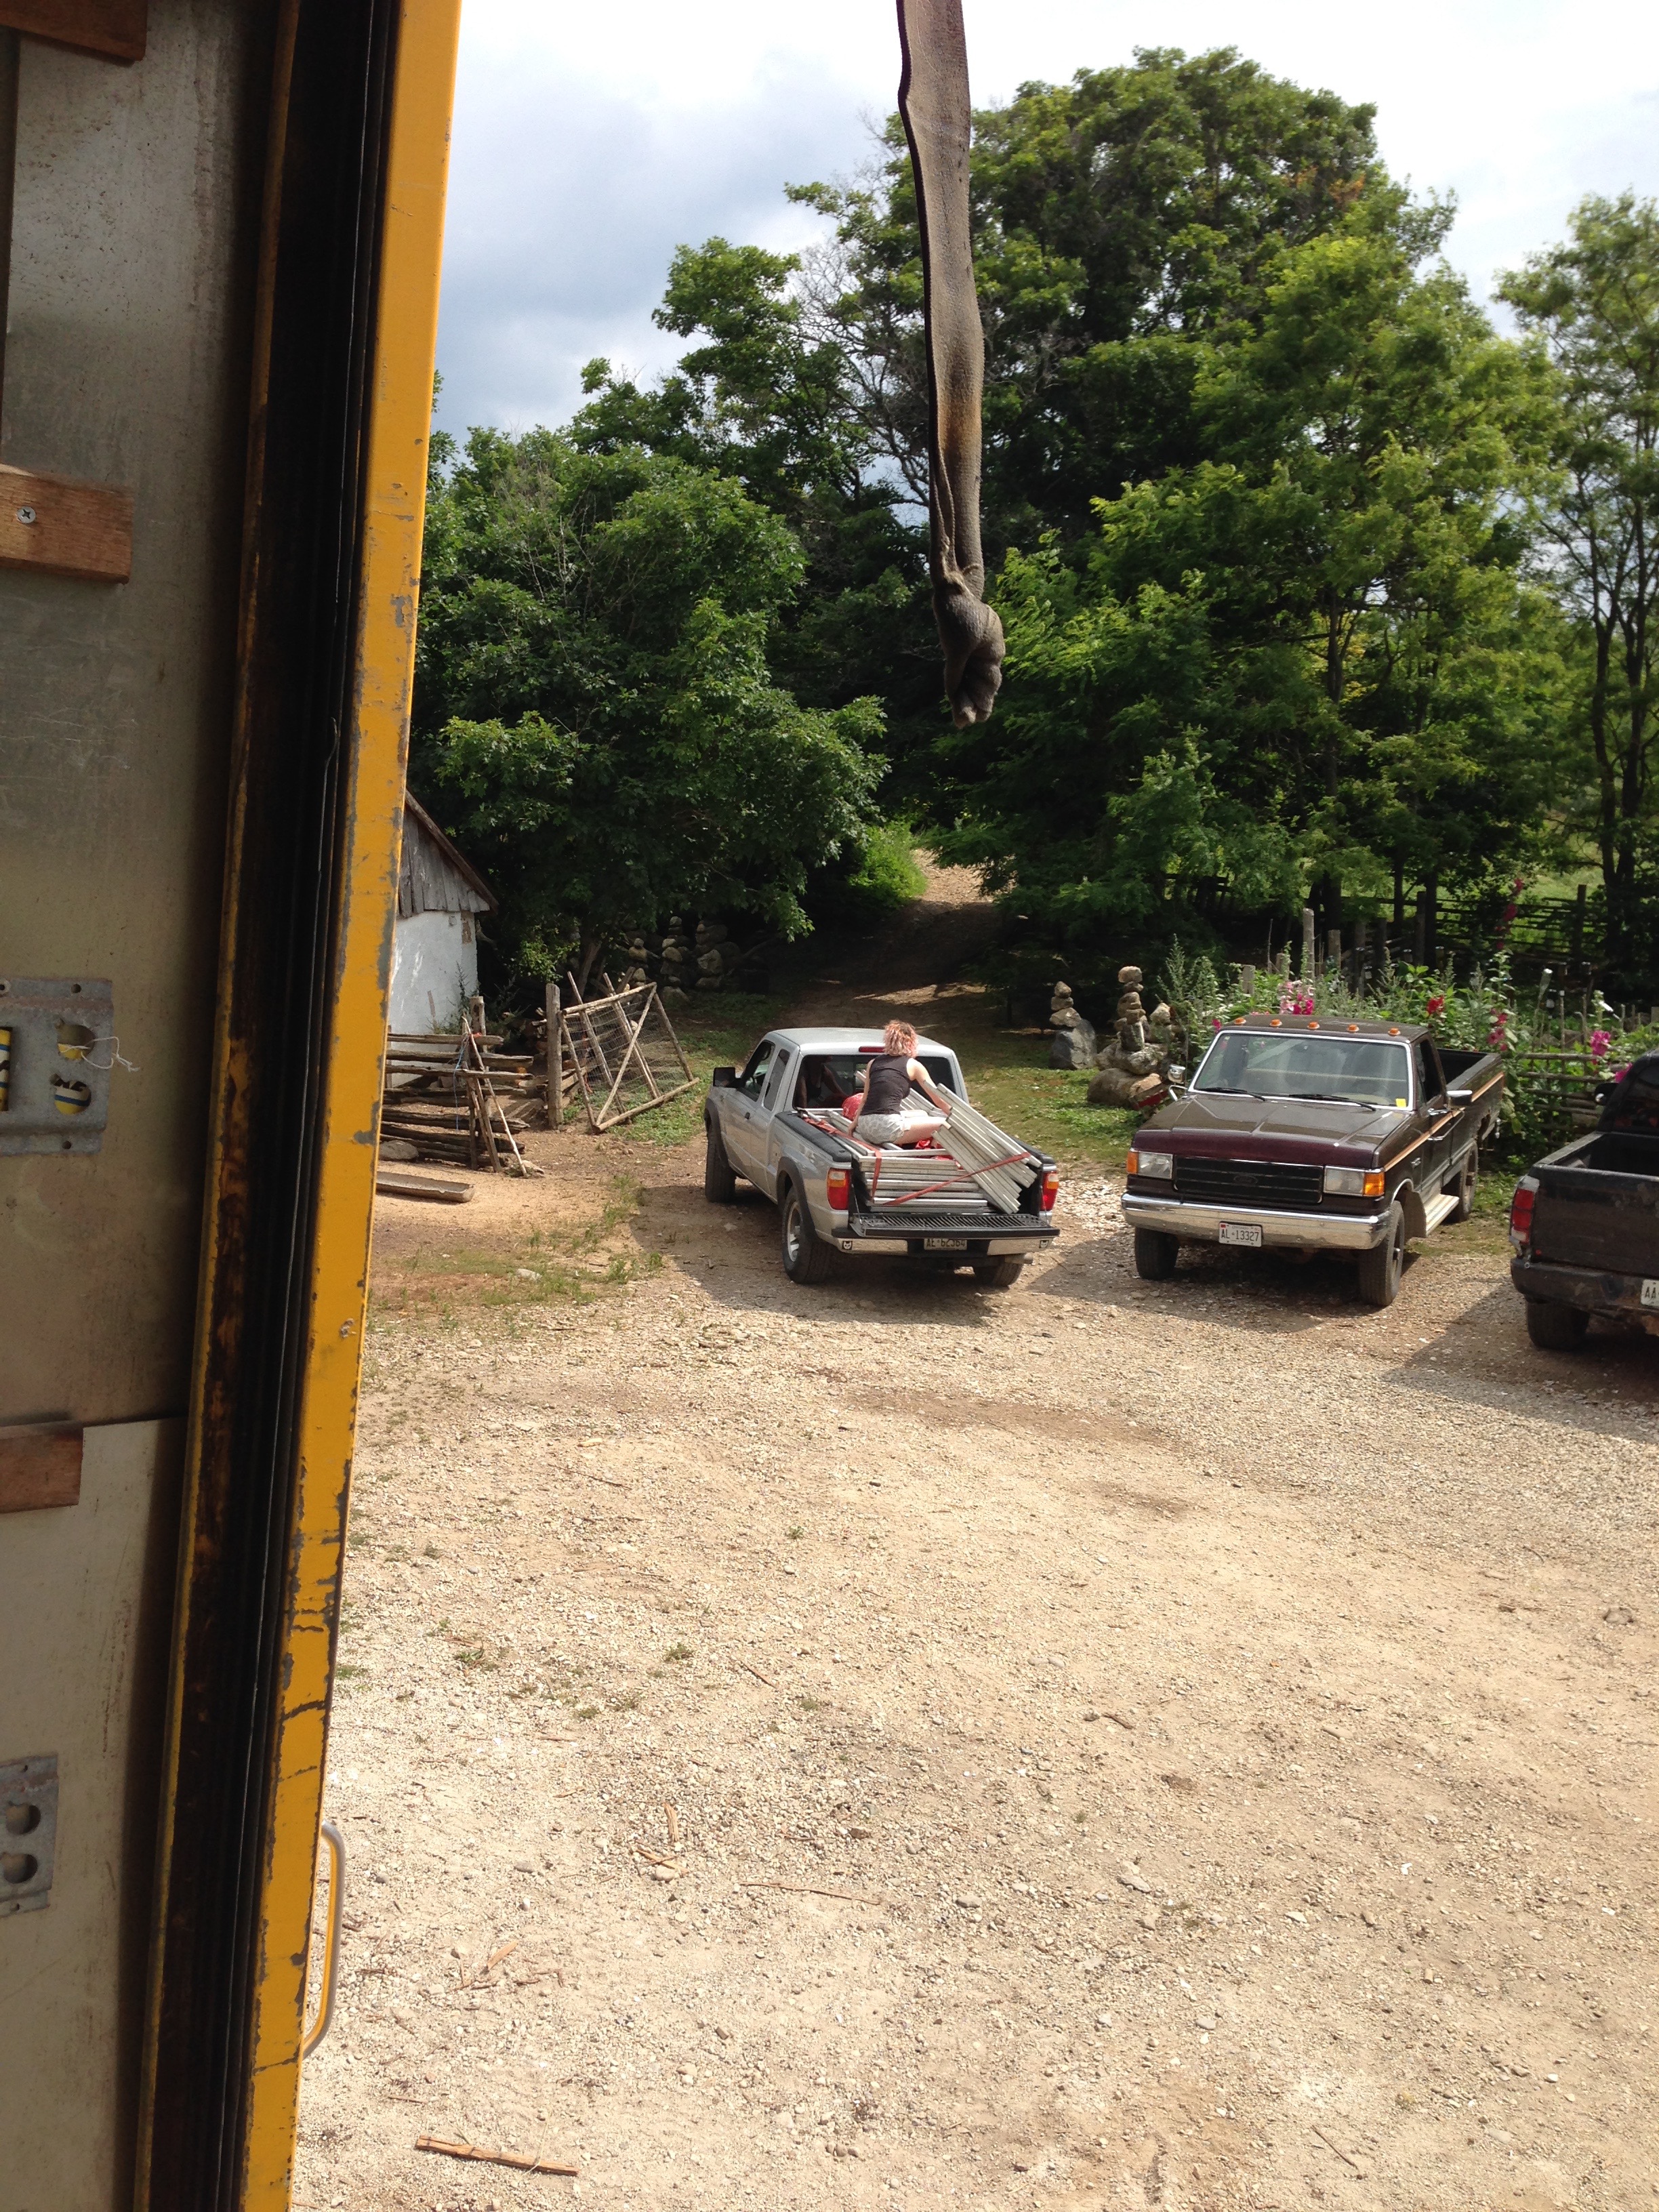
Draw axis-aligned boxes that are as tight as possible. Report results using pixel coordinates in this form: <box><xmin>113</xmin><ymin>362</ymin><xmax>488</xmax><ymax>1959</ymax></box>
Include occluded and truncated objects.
<box><xmin>815</xmin><ymin>1088</ymin><xmax>1037</xmax><ymax>1213</ymax></box>
<box><xmin>381</xmin><ymin>1023</ymin><xmax>546</xmax><ymax>1171</ymax></box>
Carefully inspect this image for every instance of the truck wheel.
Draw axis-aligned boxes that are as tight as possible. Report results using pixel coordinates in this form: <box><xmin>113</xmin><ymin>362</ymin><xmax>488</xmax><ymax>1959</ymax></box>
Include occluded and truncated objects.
<box><xmin>1450</xmin><ymin>1146</ymin><xmax>1478</xmax><ymax>1224</ymax></box>
<box><xmin>1525</xmin><ymin>1298</ymin><xmax>1590</xmax><ymax>1351</ymax></box>
<box><xmin>972</xmin><ymin>1257</ymin><xmax>1026</xmax><ymax>1288</ymax></box>
<box><xmin>1356</xmin><ymin>1203</ymin><xmax>1406</xmax><ymax>1308</ymax></box>
<box><xmin>1133</xmin><ymin>1228</ymin><xmax>1179</xmax><ymax>1281</ymax></box>
<box><xmin>703</xmin><ymin>1123</ymin><xmax>737</xmax><ymax>1204</ymax></box>
<box><xmin>779</xmin><ymin>1180</ymin><xmax>835</xmax><ymax>1285</ymax></box>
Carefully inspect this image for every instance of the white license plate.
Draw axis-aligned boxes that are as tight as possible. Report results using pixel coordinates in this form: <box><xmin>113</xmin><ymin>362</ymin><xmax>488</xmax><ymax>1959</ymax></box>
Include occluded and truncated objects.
<box><xmin>1642</xmin><ymin>1279</ymin><xmax>1659</xmax><ymax>1310</ymax></box>
<box><xmin>924</xmin><ymin>1236</ymin><xmax>968</xmax><ymax>1251</ymax></box>
<box><xmin>1219</xmin><ymin>1221</ymin><xmax>1263</xmax><ymax>1248</ymax></box>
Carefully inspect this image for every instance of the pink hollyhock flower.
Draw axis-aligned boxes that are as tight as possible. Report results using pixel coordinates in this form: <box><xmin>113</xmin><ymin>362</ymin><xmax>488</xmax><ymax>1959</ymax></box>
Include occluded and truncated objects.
<box><xmin>1425</xmin><ymin>994</ymin><xmax>1446</xmax><ymax>1017</ymax></box>
<box><xmin>1589</xmin><ymin>1029</ymin><xmax>1612</xmax><ymax>1060</ymax></box>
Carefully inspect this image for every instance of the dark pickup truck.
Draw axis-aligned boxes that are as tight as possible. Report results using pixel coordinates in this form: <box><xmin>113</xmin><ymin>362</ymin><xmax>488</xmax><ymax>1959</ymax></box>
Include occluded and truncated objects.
<box><xmin>1122</xmin><ymin>1014</ymin><xmax>1506</xmax><ymax>1307</ymax></box>
<box><xmin>1509</xmin><ymin>1052</ymin><xmax>1659</xmax><ymax>1349</ymax></box>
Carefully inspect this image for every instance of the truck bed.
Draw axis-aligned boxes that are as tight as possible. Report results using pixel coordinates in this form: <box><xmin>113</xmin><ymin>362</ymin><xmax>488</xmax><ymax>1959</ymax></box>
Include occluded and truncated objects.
<box><xmin>1531</xmin><ymin>1130</ymin><xmax>1659</xmax><ymax>1276</ymax></box>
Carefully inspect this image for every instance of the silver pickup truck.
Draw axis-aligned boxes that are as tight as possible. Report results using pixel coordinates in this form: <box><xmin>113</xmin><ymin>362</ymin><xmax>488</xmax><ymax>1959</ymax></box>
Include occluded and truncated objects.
<box><xmin>704</xmin><ymin>1025</ymin><xmax>1060</xmax><ymax>1286</ymax></box>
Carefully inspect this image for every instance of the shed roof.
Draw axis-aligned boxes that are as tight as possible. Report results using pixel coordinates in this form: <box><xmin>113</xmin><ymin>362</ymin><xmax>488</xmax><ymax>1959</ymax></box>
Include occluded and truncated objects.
<box><xmin>398</xmin><ymin>793</ymin><xmax>495</xmax><ymax>918</ymax></box>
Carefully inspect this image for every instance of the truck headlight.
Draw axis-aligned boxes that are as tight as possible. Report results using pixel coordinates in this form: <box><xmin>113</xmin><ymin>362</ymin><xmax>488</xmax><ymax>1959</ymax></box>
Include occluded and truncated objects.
<box><xmin>1126</xmin><ymin>1148</ymin><xmax>1174</xmax><ymax>1180</ymax></box>
<box><xmin>1324</xmin><ymin>1165</ymin><xmax>1385</xmax><ymax>1197</ymax></box>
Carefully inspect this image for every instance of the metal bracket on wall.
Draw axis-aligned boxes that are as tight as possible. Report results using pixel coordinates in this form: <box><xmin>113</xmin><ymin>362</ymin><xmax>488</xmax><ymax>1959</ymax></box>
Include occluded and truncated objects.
<box><xmin>0</xmin><ymin>977</ymin><xmax>115</xmax><ymax>1153</ymax></box>
<box><xmin>1</xmin><ymin>1753</ymin><xmax>58</xmax><ymax>1915</ymax></box>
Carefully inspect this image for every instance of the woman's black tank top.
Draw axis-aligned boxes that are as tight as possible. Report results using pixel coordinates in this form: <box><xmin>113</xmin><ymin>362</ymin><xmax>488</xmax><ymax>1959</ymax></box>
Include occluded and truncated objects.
<box><xmin>863</xmin><ymin>1054</ymin><xmax>912</xmax><ymax>1115</ymax></box>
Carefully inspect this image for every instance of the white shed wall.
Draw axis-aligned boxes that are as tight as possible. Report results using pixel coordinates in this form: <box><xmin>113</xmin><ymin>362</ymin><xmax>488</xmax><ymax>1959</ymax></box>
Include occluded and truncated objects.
<box><xmin>389</xmin><ymin>907</ymin><xmax>478</xmax><ymax>1034</ymax></box>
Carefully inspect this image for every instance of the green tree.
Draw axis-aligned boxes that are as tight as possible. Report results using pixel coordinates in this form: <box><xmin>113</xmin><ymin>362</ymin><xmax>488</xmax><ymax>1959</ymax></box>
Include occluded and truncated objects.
<box><xmin>933</xmin><ymin>216</ymin><xmax>1562</xmax><ymax>954</ymax></box>
<box><xmin>796</xmin><ymin>47</ymin><xmax>1408</xmax><ymax>554</ymax></box>
<box><xmin>1500</xmin><ymin>194</ymin><xmax>1659</xmax><ymax>979</ymax></box>
<box><xmin>411</xmin><ymin>430</ymin><xmax>884</xmax><ymax>991</ymax></box>
<box><xmin>570</xmin><ymin>240</ymin><xmax>940</xmax><ymax>789</ymax></box>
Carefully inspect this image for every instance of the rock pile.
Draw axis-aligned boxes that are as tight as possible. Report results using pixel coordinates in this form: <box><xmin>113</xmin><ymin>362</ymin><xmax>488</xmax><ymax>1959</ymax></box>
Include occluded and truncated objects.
<box><xmin>1048</xmin><ymin>981</ymin><xmax>1097</xmax><ymax>1069</ymax></box>
<box><xmin>1086</xmin><ymin>964</ymin><xmax>1173</xmax><ymax>1109</ymax></box>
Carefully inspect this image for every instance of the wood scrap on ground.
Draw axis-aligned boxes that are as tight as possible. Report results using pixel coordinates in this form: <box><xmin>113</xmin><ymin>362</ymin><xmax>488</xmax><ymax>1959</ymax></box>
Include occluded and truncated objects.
<box><xmin>373</xmin><ymin>1168</ymin><xmax>472</xmax><ymax>1204</ymax></box>
<box><xmin>415</xmin><ymin>2137</ymin><xmax>577</xmax><ymax>2177</ymax></box>
<box><xmin>739</xmin><ymin>1880</ymin><xmax>884</xmax><ymax>1906</ymax></box>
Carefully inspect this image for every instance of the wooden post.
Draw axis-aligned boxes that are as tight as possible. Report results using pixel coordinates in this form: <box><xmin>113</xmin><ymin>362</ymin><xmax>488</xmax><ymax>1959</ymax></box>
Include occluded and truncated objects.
<box><xmin>547</xmin><ymin>981</ymin><xmax>562</xmax><ymax>1128</ymax></box>
<box><xmin>1300</xmin><ymin>907</ymin><xmax>1315</xmax><ymax>979</ymax></box>
<box><xmin>1326</xmin><ymin>927</ymin><xmax>1342</xmax><ymax>979</ymax></box>
<box><xmin>1572</xmin><ymin>882</ymin><xmax>1586</xmax><ymax>967</ymax></box>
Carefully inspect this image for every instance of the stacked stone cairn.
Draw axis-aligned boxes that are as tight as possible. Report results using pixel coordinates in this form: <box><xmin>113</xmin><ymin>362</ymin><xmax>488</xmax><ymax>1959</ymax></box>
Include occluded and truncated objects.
<box><xmin>1086</xmin><ymin>964</ymin><xmax>1174</xmax><ymax>1109</ymax></box>
<box><xmin>618</xmin><ymin>931</ymin><xmax>653</xmax><ymax>991</ymax></box>
<box><xmin>1047</xmin><ymin>981</ymin><xmax>1097</xmax><ymax>1069</ymax></box>
<box><xmin>695</xmin><ymin>920</ymin><xmax>735</xmax><ymax>989</ymax></box>
<box><xmin>657</xmin><ymin>917</ymin><xmax>695</xmax><ymax>1002</ymax></box>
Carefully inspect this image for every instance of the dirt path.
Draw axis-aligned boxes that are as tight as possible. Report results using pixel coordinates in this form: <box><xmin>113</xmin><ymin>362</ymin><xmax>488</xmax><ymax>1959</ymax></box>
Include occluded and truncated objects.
<box><xmin>298</xmin><ymin>1117</ymin><xmax>1658</xmax><ymax>2212</ymax></box>
<box><xmin>781</xmin><ymin>857</ymin><xmax>1005</xmax><ymax>1033</ymax></box>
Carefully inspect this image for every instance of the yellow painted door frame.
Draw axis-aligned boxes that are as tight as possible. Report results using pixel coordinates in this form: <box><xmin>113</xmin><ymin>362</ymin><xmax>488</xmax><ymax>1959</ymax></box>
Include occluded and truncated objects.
<box><xmin>136</xmin><ymin>3</ymin><xmax>462</xmax><ymax>2205</ymax></box>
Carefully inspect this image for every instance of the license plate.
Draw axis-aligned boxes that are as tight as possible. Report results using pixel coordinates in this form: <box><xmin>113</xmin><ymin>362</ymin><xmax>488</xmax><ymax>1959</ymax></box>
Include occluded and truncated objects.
<box><xmin>1643</xmin><ymin>1279</ymin><xmax>1659</xmax><ymax>1310</ymax></box>
<box><xmin>1219</xmin><ymin>1221</ymin><xmax>1263</xmax><ymax>1248</ymax></box>
<box><xmin>924</xmin><ymin>1236</ymin><xmax>968</xmax><ymax>1251</ymax></box>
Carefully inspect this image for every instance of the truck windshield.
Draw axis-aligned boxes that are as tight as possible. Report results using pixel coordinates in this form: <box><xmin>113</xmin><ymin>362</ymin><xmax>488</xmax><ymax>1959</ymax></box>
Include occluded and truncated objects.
<box><xmin>1193</xmin><ymin>1031</ymin><xmax>1412</xmax><ymax>1107</ymax></box>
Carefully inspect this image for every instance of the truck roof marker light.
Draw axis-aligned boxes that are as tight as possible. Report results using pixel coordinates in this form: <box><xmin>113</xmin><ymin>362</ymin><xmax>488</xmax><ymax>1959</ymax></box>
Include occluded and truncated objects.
<box><xmin>1269</xmin><ymin>1018</ymin><xmax>1282</xmax><ymax>1027</ymax></box>
<box><xmin>1307</xmin><ymin>1020</ymin><xmax>1319</xmax><ymax>1029</ymax></box>
<box><xmin>1233</xmin><ymin>1016</ymin><xmax>1246</xmax><ymax>1025</ymax></box>
<box><xmin>1347</xmin><ymin>1024</ymin><xmax>1359</xmax><ymax>1033</ymax></box>
<box><xmin>1388</xmin><ymin>1026</ymin><xmax>1400</xmax><ymax>1036</ymax></box>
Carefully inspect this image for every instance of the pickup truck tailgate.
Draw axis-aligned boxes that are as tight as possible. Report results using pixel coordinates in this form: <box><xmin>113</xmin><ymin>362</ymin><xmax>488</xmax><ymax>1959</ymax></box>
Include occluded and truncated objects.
<box><xmin>1534</xmin><ymin>1133</ymin><xmax>1659</xmax><ymax>1275</ymax></box>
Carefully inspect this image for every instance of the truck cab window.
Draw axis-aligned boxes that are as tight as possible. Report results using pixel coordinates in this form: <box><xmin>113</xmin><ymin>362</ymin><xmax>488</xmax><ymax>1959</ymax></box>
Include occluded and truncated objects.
<box><xmin>764</xmin><ymin>1049</ymin><xmax>794</xmax><ymax>1109</ymax></box>
<box><xmin>739</xmin><ymin>1040</ymin><xmax>776</xmax><ymax>1099</ymax></box>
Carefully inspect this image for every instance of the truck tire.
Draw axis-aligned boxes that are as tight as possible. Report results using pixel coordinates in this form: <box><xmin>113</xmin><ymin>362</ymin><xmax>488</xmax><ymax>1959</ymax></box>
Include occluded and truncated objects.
<box><xmin>1525</xmin><ymin>1298</ymin><xmax>1590</xmax><ymax>1351</ymax></box>
<box><xmin>1133</xmin><ymin>1227</ymin><xmax>1179</xmax><ymax>1281</ymax></box>
<box><xmin>1356</xmin><ymin>1203</ymin><xmax>1406</xmax><ymax>1308</ymax></box>
<box><xmin>703</xmin><ymin>1123</ymin><xmax>737</xmax><ymax>1204</ymax></box>
<box><xmin>1450</xmin><ymin>1146</ymin><xmax>1478</xmax><ymax>1224</ymax></box>
<box><xmin>972</xmin><ymin>1257</ymin><xmax>1026</xmax><ymax>1288</ymax></box>
<box><xmin>779</xmin><ymin>1179</ymin><xmax>835</xmax><ymax>1285</ymax></box>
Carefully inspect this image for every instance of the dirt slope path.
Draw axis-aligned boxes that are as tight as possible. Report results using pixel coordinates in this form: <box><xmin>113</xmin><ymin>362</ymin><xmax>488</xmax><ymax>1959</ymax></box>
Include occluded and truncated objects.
<box><xmin>298</xmin><ymin>1141</ymin><xmax>1657</xmax><ymax>2212</ymax></box>
<box><xmin>781</xmin><ymin>857</ymin><xmax>1005</xmax><ymax>1036</ymax></box>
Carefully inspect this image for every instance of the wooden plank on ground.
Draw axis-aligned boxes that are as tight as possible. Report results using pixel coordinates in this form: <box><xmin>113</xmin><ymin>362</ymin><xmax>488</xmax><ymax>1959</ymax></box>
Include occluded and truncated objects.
<box><xmin>375</xmin><ymin>1169</ymin><xmax>472</xmax><ymax>1204</ymax></box>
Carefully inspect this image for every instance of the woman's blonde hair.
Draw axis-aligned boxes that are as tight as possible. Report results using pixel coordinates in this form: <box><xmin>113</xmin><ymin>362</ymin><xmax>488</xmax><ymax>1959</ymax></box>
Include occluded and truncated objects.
<box><xmin>883</xmin><ymin>1019</ymin><xmax>918</xmax><ymax>1055</ymax></box>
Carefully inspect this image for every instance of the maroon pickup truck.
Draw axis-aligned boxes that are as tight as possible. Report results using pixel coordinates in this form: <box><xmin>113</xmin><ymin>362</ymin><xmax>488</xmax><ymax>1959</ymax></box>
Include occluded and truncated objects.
<box><xmin>1122</xmin><ymin>1015</ymin><xmax>1506</xmax><ymax>1307</ymax></box>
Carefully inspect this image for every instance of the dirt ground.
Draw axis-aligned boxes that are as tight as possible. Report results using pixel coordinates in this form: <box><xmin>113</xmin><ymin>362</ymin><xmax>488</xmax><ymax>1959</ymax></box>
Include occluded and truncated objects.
<box><xmin>296</xmin><ymin>923</ymin><xmax>1659</xmax><ymax>2212</ymax></box>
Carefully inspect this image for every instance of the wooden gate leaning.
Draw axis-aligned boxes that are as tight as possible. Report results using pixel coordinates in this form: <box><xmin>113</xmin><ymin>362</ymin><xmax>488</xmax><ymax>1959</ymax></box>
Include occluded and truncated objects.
<box><xmin>550</xmin><ymin>980</ymin><xmax>695</xmax><ymax>1132</ymax></box>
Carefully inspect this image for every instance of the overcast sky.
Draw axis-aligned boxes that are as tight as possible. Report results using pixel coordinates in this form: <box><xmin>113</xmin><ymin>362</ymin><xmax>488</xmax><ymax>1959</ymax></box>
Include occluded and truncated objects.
<box><xmin>434</xmin><ymin>0</ymin><xmax>1659</xmax><ymax>441</ymax></box>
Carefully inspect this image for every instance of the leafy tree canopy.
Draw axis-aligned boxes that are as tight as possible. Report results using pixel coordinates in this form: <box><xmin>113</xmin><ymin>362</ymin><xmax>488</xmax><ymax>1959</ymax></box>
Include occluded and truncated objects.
<box><xmin>411</xmin><ymin>430</ymin><xmax>884</xmax><ymax>990</ymax></box>
<box><xmin>933</xmin><ymin>215</ymin><xmax>1567</xmax><ymax>950</ymax></box>
<box><xmin>796</xmin><ymin>45</ymin><xmax>1441</xmax><ymax>552</ymax></box>
<box><xmin>1500</xmin><ymin>193</ymin><xmax>1659</xmax><ymax>982</ymax></box>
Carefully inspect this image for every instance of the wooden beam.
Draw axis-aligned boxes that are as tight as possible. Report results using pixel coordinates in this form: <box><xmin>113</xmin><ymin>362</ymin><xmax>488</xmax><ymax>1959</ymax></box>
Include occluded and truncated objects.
<box><xmin>0</xmin><ymin>0</ymin><xmax>146</xmax><ymax>62</ymax></box>
<box><xmin>0</xmin><ymin>462</ymin><xmax>132</xmax><ymax>581</ymax></box>
<box><xmin>0</xmin><ymin>1420</ymin><xmax>82</xmax><ymax>1511</ymax></box>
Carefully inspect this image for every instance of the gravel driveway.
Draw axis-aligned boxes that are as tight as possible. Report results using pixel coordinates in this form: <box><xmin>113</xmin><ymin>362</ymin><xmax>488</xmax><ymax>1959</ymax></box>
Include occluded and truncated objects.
<box><xmin>296</xmin><ymin>1143</ymin><xmax>1658</xmax><ymax>2212</ymax></box>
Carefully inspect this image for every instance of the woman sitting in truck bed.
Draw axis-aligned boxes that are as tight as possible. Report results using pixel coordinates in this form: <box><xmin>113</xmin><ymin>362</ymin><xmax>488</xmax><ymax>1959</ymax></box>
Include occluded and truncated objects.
<box><xmin>849</xmin><ymin>1021</ymin><xmax>954</xmax><ymax>1148</ymax></box>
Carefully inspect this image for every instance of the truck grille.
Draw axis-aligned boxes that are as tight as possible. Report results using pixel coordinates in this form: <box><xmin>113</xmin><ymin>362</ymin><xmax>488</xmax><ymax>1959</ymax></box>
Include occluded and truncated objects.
<box><xmin>1174</xmin><ymin>1157</ymin><xmax>1324</xmax><ymax>1209</ymax></box>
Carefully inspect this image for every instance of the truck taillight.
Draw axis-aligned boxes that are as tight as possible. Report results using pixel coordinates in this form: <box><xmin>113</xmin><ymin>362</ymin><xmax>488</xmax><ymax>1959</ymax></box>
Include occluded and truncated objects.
<box><xmin>827</xmin><ymin>1166</ymin><xmax>851</xmax><ymax>1210</ymax></box>
<box><xmin>1040</xmin><ymin>1168</ymin><xmax>1060</xmax><ymax>1212</ymax></box>
<box><xmin>1510</xmin><ymin>1179</ymin><xmax>1537</xmax><ymax>1243</ymax></box>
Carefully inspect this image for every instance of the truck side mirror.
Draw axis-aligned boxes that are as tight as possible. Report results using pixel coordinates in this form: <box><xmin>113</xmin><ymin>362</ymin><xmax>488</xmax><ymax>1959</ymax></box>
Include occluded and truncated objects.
<box><xmin>712</xmin><ymin>1066</ymin><xmax>736</xmax><ymax>1088</ymax></box>
<box><xmin>1447</xmin><ymin>1088</ymin><xmax>1473</xmax><ymax>1103</ymax></box>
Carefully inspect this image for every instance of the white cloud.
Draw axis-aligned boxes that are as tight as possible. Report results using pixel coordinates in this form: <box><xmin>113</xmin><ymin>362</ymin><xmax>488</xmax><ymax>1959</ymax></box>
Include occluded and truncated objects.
<box><xmin>434</xmin><ymin>0</ymin><xmax>1659</xmax><ymax>436</ymax></box>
